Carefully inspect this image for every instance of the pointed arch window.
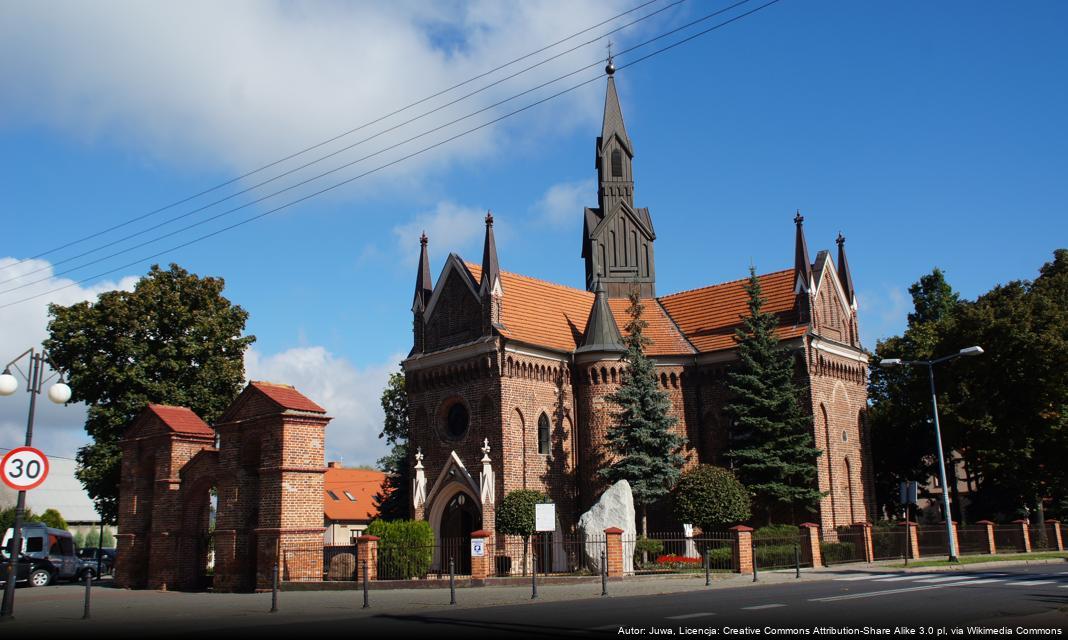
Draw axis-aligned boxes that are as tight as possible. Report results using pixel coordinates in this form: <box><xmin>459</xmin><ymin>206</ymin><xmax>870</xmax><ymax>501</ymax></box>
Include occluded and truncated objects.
<box><xmin>538</xmin><ymin>413</ymin><xmax>551</xmax><ymax>455</ymax></box>
<box><xmin>611</xmin><ymin>149</ymin><xmax>623</xmax><ymax>177</ymax></box>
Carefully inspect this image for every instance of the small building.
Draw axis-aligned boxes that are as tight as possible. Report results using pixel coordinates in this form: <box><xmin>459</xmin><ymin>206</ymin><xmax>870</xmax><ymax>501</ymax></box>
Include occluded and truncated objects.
<box><xmin>323</xmin><ymin>463</ymin><xmax>385</xmax><ymax>544</ymax></box>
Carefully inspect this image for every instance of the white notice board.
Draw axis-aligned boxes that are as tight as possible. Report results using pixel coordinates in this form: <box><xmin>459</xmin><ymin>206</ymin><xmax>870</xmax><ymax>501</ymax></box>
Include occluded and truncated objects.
<box><xmin>535</xmin><ymin>503</ymin><xmax>556</xmax><ymax>532</ymax></box>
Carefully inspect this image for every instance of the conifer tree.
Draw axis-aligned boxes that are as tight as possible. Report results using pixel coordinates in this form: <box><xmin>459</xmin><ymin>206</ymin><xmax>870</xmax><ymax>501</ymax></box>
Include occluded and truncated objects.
<box><xmin>600</xmin><ymin>287</ymin><xmax>685</xmax><ymax>536</ymax></box>
<box><xmin>724</xmin><ymin>267</ymin><xmax>823</xmax><ymax>524</ymax></box>
<box><xmin>374</xmin><ymin>371</ymin><xmax>410</xmax><ymax>520</ymax></box>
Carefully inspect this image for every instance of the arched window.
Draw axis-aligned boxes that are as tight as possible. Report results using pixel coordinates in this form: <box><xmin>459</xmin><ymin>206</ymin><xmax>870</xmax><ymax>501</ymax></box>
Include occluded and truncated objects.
<box><xmin>538</xmin><ymin>413</ymin><xmax>550</xmax><ymax>455</ymax></box>
<box><xmin>611</xmin><ymin>149</ymin><xmax>623</xmax><ymax>177</ymax></box>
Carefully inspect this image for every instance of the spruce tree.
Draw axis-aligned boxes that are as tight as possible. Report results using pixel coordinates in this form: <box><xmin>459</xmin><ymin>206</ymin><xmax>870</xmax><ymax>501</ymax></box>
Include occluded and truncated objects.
<box><xmin>724</xmin><ymin>267</ymin><xmax>823</xmax><ymax>524</ymax></box>
<box><xmin>600</xmin><ymin>287</ymin><xmax>685</xmax><ymax>536</ymax></box>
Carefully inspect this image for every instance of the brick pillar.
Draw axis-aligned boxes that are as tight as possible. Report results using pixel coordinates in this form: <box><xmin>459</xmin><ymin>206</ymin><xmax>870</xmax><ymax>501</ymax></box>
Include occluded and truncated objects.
<box><xmin>849</xmin><ymin>522</ymin><xmax>874</xmax><ymax>563</ymax></box>
<box><xmin>470</xmin><ymin>530</ymin><xmax>490</xmax><ymax>580</ymax></box>
<box><xmin>730</xmin><ymin>525</ymin><xmax>754</xmax><ymax>574</ymax></box>
<box><xmin>604</xmin><ymin>527</ymin><xmax>624</xmax><ymax>578</ymax></box>
<box><xmin>113</xmin><ymin>533</ymin><xmax>141</xmax><ymax>588</ymax></box>
<box><xmin>357</xmin><ymin>535</ymin><xmax>379</xmax><ymax>581</ymax></box>
<box><xmin>1013</xmin><ymin>519</ymin><xmax>1032</xmax><ymax>553</ymax></box>
<box><xmin>898</xmin><ymin>521</ymin><xmax>920</xmax><ymax>559</ymax></box>
<box><xmin>944</xmin><ymin>521</ymin><xmax>960</xmax><ymax>557</ymax></box>
<box><xmin>1046</xmin><ymin>520</ymin><xmax>1064</xmax><ymax>551</ymax></box>
<box><xmin>976</xmin><ymin>520</ymin><xmax>996</xmax><ymax>555</ymax></box>
<box><xmin>799</xmin><ymin>523</ymin><xmax>823</xmax><ymax>568</ymax></box>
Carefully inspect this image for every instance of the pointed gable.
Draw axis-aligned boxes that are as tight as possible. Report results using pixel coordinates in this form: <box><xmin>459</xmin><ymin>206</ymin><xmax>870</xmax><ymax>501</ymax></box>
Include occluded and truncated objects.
<box><xmin>126</xmin><ymin>404</ymin><xmax>214</xmax><ymax>440</ymax></box>
<box><xmin>422</xmin><ymin>254</ymin><xmax>484</xmax><ymax>352</ymax></box>
<box><xmin>217</xmin><ymin>381</ymin><xmax>325</xmax><ymax>424</ymax></box>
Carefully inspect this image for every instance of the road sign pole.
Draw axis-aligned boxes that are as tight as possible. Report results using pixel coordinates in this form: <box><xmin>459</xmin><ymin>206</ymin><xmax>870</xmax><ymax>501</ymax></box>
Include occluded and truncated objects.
<box><xmin>1</xmin><ymin>352</ymin><xmax>42</xmax><ymax>621</ymax></box>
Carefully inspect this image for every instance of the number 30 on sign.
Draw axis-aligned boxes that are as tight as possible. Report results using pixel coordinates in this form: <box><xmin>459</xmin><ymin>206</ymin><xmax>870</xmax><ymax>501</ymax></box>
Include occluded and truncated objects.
<box><xmin>1</xmin><ymin>447</ymin><xmax>50</xmax><ymax>491</ymax></box>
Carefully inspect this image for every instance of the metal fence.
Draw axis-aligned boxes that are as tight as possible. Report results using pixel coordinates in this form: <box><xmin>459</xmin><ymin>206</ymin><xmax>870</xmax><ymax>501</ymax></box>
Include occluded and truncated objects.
<box><xmin>957</xmin><ymin>525</ymin><xmax>991</xmax><ymax>555</ymax></box>
<box><xmin>871</xmin><ymin>526</ymin><xmax>909</xmax><ymax>561</ymax></box>
<box><xmin>752</xmin><ymin>534</ymin><xmax>808</xmax><ymax>571</ymax></box>
<box><xmin>625</xmin><ymin>532</ymin><xmax>736</xmax><ymax>574</ymax></box>
<box><xmin>916</xmin><ymin>525</ymin><xmax>952</xmax><ymax>558</ymax></box>
<box><xmin>488</xmin><ymin>533</ymin><xmax>604</xmax><ymax>577</ymax></box>
<box><xmin>1029</xmin><ymin>525</ymin><xmax>1054</xmax><ymax>552</ymax></box>
<box><xmin>993</xmin><ymin>525</ymin><xmax>1028</xmax><ymax>554</ymax></box>
<box><xmin>821</xmin><ymin>528</ymin><xmax>866</xmax><ymax>565</ymax></box>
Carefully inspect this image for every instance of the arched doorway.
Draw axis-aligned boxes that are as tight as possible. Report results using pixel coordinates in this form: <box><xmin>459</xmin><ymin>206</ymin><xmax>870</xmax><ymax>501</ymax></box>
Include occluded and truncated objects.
<box><xmin>176</xmin><ymin>477</ymin><xmax>216</xmax><ymax>591</ymax></box>
<box><xmin>439</xmin><ymin>491</ymin><xmax>480</xmax><ymax>575</ymax></box>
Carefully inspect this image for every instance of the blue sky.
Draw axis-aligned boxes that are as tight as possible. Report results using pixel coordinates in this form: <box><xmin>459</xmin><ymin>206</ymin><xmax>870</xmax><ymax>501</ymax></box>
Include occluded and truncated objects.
<box><xmin>1</xmin><ymin>0</ymin><xmax>1065</xmax><ymax>466</ymax></box>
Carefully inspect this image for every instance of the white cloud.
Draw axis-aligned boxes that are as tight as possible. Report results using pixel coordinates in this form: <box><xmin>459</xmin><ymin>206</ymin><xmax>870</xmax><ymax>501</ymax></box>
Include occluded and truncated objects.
<box><xmin>0</xmin><ymin>1</ymin><xmax>647</xmax><ymax>195</ymax></box>
<box><xmin>0</xmin><ymin>257</ymin><xmax>138</xmax><ymax>459</ymax></box>
<box><xmin>392</xmin><ymin>200</ymin><xmax>488</xmax><ymax>267</ymax></box>
<box><xmin>534</xmin><ymin>178</ymin><xmax>595</xmax><ymax>228</ymax></box>
<box><xmin>857</xmin><ymin>285</ymin><xmax>909</xmax><ymax>347</ymax></box>
<box><xmin>245</xmin><ymin>345</ymin><xmax>403</xmax><ymax>467</ymax></box>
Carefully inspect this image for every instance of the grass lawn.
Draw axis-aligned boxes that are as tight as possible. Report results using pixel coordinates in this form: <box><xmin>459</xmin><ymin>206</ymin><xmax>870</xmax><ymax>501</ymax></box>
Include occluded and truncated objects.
<box><xmin>887</xmin><ymin>551</ymin><xmax>1068</xmax><ymax>569</ymax></box>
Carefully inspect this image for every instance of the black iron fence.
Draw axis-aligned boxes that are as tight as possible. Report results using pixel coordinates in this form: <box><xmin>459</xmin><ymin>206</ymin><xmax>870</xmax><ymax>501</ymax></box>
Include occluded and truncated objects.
<box><xmin>489</xmin><ymin>533</ymin><xmax>604</xmax><ymax>577</ymax></box>
<box><xmin>822</xmin><ymin>528</ymin><xmax>866</xmax><ymax>565</ymax></box>
<box><xmin>993</xmin><ymin>525</ymin><xmax>1028</xmax><ymax>554</ymax></box>
<box><xmin>872</xmin><ymin>525</ymin><xmax>909</xmax><ymax>561</ymax></box>
<box><xmin>957</xmin><ymin>525</ymin><xmax>992</xmax><ymax>555</ymax></box>
<box><xmin>625</xmin><ymin>532</ymin><xmax>736</xmax><ymax>574</ymax></box>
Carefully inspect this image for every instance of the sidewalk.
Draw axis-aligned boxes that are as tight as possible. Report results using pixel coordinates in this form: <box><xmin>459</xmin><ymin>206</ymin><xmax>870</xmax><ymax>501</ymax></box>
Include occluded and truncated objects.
<box><xmin>3</xmin><ymin>556</ymin><xmax>1064</xmax><ymax>635</ymax></box>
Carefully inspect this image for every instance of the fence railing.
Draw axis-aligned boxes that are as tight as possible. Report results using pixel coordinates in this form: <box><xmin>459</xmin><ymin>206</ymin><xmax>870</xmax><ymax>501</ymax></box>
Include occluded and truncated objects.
<box><xmin>872</xmin><ymin>526</ymin><xmax>908</xmax><ymax>561</ymax></box>
<box><xmin>753</xmin><ymin>534</ymin><xmax>807</xmax><ymax>570</ymax></box>
<box><xmin>822</xmin><ymin>528</ymin><xmax>866</xmax><ymax>565</ymax></box>
<box><xmin>957</xmin><ymin>525</ymin><xmax>991</xmax><ymax>555</ymax></box>
<box><xmin>624</xmin><ymin>532</ymin><xmax>736</xmax><ymax>574</ymax></box>
<box><xmin>487</xmin><ymin>533</ymin><xmax>604</xmax><ymax>577</ymax></box>
<box><xmin>993</xmin><ymin>525</ymin><xmax>1028</xmax><ymax>554</ymax></box>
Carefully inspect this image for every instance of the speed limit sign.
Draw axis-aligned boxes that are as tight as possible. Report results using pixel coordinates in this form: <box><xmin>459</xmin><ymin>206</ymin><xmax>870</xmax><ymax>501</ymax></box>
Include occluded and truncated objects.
<box><xmin>1</xmin><ymin>446</ymin><xmax>50</xmax><ymax>491</ymax></box>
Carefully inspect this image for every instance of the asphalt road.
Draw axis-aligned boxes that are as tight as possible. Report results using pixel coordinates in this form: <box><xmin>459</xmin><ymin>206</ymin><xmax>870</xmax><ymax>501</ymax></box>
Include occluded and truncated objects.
<box><xmin>3</xmin><ymin>564</ymin><xmax>1065</xmax><ymax>638</ymax></box>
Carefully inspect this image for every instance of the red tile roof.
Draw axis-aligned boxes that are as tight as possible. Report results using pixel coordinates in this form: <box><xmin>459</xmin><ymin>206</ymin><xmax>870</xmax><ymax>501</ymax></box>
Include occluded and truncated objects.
<box><xmin>250</xmin><ymin>381</ymin><xmax>326</xmax><ymax>413</ymax></box>
<box><xmin>466</xmin><ymin>263</ymin><xmax>692</xmax><ymax>356</ymax></box>
<box><xmin>323</xmin><ymin>466</ymin><xmax>386</xmax><ymax>522</ymax></box>
<box><xmin>146</xmin><ymin>404</ymin><xmax>214</xmax><ymax>437</ymax></box>
<box><xmin>659</xmin><ymin>269</ymin><xmax>807</xmax><ymax>353</ymax></box>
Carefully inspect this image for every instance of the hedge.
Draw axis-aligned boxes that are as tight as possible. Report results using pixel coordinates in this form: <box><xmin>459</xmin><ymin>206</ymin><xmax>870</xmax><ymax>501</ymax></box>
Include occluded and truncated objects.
<box><xmin>365</xmin><ymin>519</ymin><xmax>434</xmax><ymax>580</ymax></box>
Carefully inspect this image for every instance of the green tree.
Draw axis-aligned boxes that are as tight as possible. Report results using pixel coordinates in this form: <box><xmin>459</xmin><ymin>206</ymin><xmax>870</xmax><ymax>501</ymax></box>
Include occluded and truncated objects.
<box><xmin>1</xmin><ymin>506</ymin><xmax>38</xmax><ymax>533</ymax></box>
<box><xmin>724</xmin><ymin>267</ymin><xmax>823</xmax><ymax>524</ymax></box>
<box><xmin>673</xmin><ymin>465</ymin><xmax>751</xmax><ymax>530</ymax></box>
<box><xmin>37</xmin><ymin>508</ymin><xmax>67</xmax><ymax>530</ymax></box>
<box><xmin>868</xmin><ymin>268</ymin><xmax>963</xmax><ymax>519</ymax></box>
<box><xmin>373</xmin><ymin>371</ymin><xmax>410</xmax><ymax>520</ymax></box>
<box><xmin>496</xmin><ymin>489</ymin><xmax>548</xmax><ymax>576</ymax></box>
<box><xmin>45</xmin><ymin>263</ymin><xmax>255</xmax><ymax>521</ymax></box>
<box><xmin>600</xmin><ymin>287</ymin><xmax>685</xmax><ymax>537</ymax></box>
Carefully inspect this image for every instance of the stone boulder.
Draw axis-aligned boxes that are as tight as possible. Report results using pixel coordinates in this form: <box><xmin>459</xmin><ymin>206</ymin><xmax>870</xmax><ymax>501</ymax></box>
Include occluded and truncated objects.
<box><xmin>578</xmin><ymin>480</ymin><xmax>636</xmax><ymax>574</ymax></box>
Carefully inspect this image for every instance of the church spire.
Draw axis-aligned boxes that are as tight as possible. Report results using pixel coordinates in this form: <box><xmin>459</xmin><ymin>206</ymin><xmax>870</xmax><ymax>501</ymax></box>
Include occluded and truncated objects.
<box><xmin>576</xmin><ymin>281</ymin><xmax>626</xmax><ymax>354</ymax></box>
<box><xmin>412</xmin><ymin>231</ymin><xmax>432</xmax><ymax>313</ymax></box>
<box><xmin>836</xmin><ymin>232</ymin><xmax>857</xmax><ymax>310</ymax></box>
<box><xmin>582</xmin><ymin>70</ymin><xmax>656</xmax><ymax>298</ymax></box>
<box><xmin>480</xmin><ymin>211</ymin><xmax>501</xmax><ymax>297</ymax></box>
<box><xmin>794</xmin><ymin>211</ymin><xmax>814</xmax><ymax>294</ymax></box>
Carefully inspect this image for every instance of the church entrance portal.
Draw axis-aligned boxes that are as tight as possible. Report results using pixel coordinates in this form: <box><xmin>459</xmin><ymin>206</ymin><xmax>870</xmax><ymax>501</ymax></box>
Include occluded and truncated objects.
<box><xmin>440</xmin><ymin>492</ymin><xmax>479</xmax><ymax>575</ymax></box>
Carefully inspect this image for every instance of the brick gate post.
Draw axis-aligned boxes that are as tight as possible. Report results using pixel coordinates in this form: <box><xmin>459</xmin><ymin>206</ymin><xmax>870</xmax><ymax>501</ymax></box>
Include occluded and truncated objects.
<box><xmin>604</xmin><ymin>528</ymin><xmax>624</xmax><ymax>578</ymax></box>
<box><xmin>730</xmin><ymin>525</ymin><xmax>754</xmax><ymax>574</ymax></box>
<box><xmin>356</xmin><ymin>535</ymin><xmax>379</xmax><ymax>581</ymax></box>
<box><xmin>976</xmin><ymin>520</ymin><xmax>996</xmax><ymax>555</ymax></box>
<box><xmin>943</xmin><ymin>521</ymin><xmax>960</xmax><ymax>557</ymax></box>
<box><xmin>470</xmin><ymin>530</ymin><xmax>491</xmax><ymax>581</ymax></box>
<box><xmin>799</xmin><ymin>523</ymin><xmax>823</xmax><ymax>567</ymax></box>
<box><xmin>1046</xmin><ymin>520</ymin><xmax>1064</xmax><ymax>551</ymax></box>
<box><xmin>899</xmin><ymin>521</ymin><xmax>920</xmax><ymax>559</ymax></box>
<box><xmin>1012</xmin><ymin>520</ymin><xmax>1032</xmax><ymax>553</ymax></box>
<box><xmin>849</xmin><ymin>522</ymin><xmax>873</xmax><ymax>563</ymax></box>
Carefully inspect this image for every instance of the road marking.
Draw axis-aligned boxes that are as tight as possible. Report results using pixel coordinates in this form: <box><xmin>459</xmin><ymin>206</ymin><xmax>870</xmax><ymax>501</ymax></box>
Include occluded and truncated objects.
<box><xmin>667</xmin><ymin>613</ymin><xmax>718</xmax><ymax>620</ymax></box>
<box><xmin>916</xmin><ymin>575</ymin><xmax>978</xmax><ymax>583</ymax></box>
<box><xmin>872</xmin><ymin>575</ymin><xmax>928</xmax><ymax>582</ymax></box>
<box><xmin>1006</xmin><ymin>580</ymin><xmax>1056</xmax><ymax>586</ymax></box>
<box><xmin>833</xmin><ymin>574</ymin><xmax>883</xmax><ymax>581</ymax></box>
<box><xmin>742</xmin><ymin>604</ymin><xmax>786</xmax><ymax>610</ymax></box>
<box><xmin>955</xmin><ymin>579</ymin><xmax>1005</xmax><ymax>585</ymax></box>
<box><xmin>814</xmin><ymin>577</ymin><xmax>1018</xmax><ymax>602</ymax></box>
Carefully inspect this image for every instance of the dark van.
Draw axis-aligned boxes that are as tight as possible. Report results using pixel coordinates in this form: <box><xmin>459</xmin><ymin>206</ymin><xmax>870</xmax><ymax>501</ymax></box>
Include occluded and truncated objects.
<box><xmin>2</xmin><ymin>524</ymin><xmax>80</xmax><ymax>584</ymax></box>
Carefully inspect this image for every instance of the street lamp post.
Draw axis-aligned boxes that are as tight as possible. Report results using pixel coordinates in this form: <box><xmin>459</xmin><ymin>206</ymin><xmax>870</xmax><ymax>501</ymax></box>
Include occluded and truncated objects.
<box><xmin>0</xmin><ymin>347</ymin><xmax>72</xmax><ymax>621</ymax></box>
<box><xmin>879</xmin><ymin>346</ymin><xmax>983</xmax><ymax>563</ymax></box>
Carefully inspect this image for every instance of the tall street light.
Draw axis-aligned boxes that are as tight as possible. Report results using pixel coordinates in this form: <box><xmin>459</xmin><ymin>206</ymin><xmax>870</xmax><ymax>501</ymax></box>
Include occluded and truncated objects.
<box><xmin>879</xmin><ymin>345</ymin><xmax>984</xmax><ymax>563</ymax></box>
<box><xmin>0</xmin><ymin>347</ymin><xmax>73</xmax><ymax>621</ymax></box>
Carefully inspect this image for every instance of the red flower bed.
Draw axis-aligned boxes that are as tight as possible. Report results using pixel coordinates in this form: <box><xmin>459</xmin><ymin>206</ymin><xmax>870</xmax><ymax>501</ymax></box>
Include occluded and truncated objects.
<box><xmin>656</xmin><ymin>554</ymin><xmax>702</xmax><ymax>565</ymax></box>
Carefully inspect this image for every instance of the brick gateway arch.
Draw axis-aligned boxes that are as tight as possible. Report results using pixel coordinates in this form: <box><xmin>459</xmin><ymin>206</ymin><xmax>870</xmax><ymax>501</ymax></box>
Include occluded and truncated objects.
<box><xmin>114</xmin><ymin>382</ymin><xmax>331</xmax><ymax>591</ymax></box>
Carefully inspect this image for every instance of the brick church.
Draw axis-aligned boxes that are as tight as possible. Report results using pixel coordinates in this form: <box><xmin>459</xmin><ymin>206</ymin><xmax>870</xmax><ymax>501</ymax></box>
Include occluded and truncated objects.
<box><xmin>402</xmin><ymin>68</ymin><xmax>873</xmax><ymax>552</ymax></box>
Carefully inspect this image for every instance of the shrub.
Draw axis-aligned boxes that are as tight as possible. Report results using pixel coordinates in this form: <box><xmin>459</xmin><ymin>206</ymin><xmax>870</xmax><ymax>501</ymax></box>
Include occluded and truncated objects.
<box><xmin>633</xmin><ymin>536</ymin><xmax>664</xmax><ymax>566</ymax></box>
<box><xmin>496</xmin><ymin>490</ymin><xmax>549</xmax><ymax>539</ymax></box>
<box><xmin>752</xmin><ymin>524</ymin><xmax>800</xmax><ymax>540</ymax></box>
<box><xmin>820</xmin><ymin>541</ymin><xmax>855</xmax><ymax>564</ymax></box>
<box><xmin>365</xmin><ymin>519</ymin><xmax>434</xmax><ymax>580</ymax></box>
<box><xmin>672</xmin><ymin>465</ymin><xmax>750</xmax><ymax>529</ymax></box>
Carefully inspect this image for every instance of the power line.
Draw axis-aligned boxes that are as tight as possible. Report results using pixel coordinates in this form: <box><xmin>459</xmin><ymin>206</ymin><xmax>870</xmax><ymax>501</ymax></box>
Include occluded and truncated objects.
<box><xmin>0</xmin><ymin>0</ymin><xmax>670</xmax><ymax>275</ymax></box>
<box><xmin>0</xmin><ymin>0</ymin><xmax>753</xmax><ymax>297</ymax></box>
<box><xmin>0</xmin><ymin>0</ymin><xmax>691</xmax><ymax>290</ymax></box>
<box><xmin>0</xmin><ymin>0</ymin><xmax>784</xmax><ymax>311</ymax></box>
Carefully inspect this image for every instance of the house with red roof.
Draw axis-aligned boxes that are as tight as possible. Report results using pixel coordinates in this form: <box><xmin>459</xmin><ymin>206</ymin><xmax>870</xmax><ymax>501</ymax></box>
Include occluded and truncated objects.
<box><xmin>322</xmin><ymin>463</ymin><xmax>385</xmax><ymax>544</ymax></box>
<box><xmin>402</xmin><ymin>69</ymin><xmax>873</xmax><ymax>563</ymax></box>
